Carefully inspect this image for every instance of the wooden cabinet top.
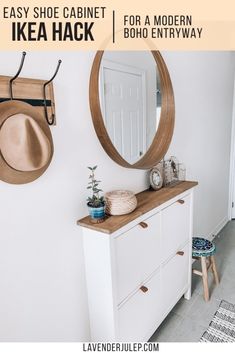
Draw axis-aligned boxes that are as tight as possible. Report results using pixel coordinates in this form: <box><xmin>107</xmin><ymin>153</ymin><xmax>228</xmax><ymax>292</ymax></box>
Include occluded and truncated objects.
<box><xmin>77</xmin><ymin>181</ymin><xmax>198</xmax><ymax>234</ymax></box>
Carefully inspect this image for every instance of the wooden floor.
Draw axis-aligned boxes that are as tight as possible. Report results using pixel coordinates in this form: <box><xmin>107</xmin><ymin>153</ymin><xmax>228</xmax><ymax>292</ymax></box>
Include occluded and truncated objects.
<box><xmin>150</xmin><ymin>221</ymin><xmax>235</xmax><ymax>342</ymax></box>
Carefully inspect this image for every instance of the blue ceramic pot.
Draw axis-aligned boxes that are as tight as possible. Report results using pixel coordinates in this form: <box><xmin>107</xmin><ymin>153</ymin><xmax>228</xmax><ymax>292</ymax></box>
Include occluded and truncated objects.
<box><xmin>87</xmin><ymin>204</ymin><xmax>105</xmax><ymax>221</ymax></box>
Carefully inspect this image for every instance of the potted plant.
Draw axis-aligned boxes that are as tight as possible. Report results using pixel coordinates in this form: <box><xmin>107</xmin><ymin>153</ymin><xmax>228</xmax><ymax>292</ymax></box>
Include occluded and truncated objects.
<box><xmin>87</xmin><ymin>166</ymin><xmax>105</xmax><ymax>223</ymax></box>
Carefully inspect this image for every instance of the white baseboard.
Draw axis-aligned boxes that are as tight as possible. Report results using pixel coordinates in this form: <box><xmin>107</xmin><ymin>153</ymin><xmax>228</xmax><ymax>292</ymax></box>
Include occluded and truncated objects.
<box><xmin>208</xmin><ymin>216</ymin><xmax>229</xmax><ymax>241</ymax></box>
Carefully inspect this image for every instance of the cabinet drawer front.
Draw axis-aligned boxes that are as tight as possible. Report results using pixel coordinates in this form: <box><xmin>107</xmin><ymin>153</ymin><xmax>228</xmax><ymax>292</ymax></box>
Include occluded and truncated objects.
<box><xmin>118</xmin><ymin>270</ymin><xmax>162</xmax><ymax>342</ymax></box>
<box><xmin>162</xmin><ymin>195</ymin><xmax>190</xmax><ymax>260</ymax></box>
<box><xmin>162</xmin><ymin>243</ymin><xmax>189</xmax><ymax>312</ymax></box>
<box><xmin>115</xmin><ymin>212</ymin><xmax>161</xmax><ymax>304</ymax></box>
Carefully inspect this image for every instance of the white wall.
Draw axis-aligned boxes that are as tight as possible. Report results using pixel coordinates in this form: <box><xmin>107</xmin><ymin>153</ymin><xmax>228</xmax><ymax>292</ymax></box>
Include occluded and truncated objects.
<box><xmin>163</xmin><ymin>51</ymin><xmax>235</xmax><ymax>237</ymax></box>
<box><xmin>0</xmin><ymin>51</ymin><xmax>148</xmax><ymax>342</ymax></box>
<box><xmin>0</xmin><ymin>51</ymin><xmax>234</xmax><ymax>341</ymax></box>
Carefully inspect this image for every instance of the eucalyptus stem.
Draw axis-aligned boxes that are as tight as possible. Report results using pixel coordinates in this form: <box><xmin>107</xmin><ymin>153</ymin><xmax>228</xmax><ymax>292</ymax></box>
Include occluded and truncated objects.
<box><xmin>87</xmin><ymin>166</ymin><xmax>104</xmax><ymax>207</ymax></box>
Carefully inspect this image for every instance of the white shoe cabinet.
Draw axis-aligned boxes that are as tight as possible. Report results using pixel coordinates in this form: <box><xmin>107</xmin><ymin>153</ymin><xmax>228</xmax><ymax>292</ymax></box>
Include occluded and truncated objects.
<box><xmin>78</xmin><ymin>181</ymin><xmax>198</xmax><ymax>342</ymax></box>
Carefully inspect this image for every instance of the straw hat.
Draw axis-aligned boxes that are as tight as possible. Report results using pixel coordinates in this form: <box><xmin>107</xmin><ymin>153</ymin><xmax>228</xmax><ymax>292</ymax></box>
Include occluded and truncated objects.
<box><xmin>0</xmin><ymin>100</ymin><xmax>54</xmax><ymax>184</ymax></box>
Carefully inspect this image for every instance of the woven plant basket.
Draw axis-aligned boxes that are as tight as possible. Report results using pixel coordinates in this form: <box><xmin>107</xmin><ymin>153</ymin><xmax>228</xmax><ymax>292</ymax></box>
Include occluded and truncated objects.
<box><xmin>105</xmin><ymin>190</ymin><xmax>137</xmax><ymax>216</ymax></box>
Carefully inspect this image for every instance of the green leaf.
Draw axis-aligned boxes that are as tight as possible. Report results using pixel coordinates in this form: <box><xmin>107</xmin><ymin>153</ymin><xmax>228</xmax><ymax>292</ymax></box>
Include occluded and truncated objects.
<box><xmin>87</xmin><ymin>186</ymin><xmax>92</xmax><ymax>189</ymax></box>
<box><xmin>88</xmin><ymin>167</ymin><xmax>93</xmax><ymax>170</ymax></box>
<box><xmin>92</xmin><ymin>166</ymin><xmax>97</xmax><ymax>170</ymax></box>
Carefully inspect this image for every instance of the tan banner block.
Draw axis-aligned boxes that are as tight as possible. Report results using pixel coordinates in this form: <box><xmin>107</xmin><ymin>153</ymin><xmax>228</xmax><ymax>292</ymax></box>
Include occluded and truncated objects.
<box><xmin>0</xmin><ymin>0</ymin><xmax>234</xmax><ymax>50</ymax></box>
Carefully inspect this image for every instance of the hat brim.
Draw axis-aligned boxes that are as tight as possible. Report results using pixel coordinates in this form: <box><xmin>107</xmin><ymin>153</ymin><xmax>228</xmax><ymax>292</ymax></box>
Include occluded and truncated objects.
<box><xmin>0</xmin><ymin>100</ymin><xmax>54</xmax><ymax>184</ymax></box>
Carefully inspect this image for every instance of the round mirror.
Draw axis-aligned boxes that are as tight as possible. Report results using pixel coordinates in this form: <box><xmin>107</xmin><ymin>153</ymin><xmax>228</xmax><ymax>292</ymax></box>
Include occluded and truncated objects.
<box><xmin>89</xmin><ymin>50</ymin><xmax>174</xmax><ymax>169</ymax></box>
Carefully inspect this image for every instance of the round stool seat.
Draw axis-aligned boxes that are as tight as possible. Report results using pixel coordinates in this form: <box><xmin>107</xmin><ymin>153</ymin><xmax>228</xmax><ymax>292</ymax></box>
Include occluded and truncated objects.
<box><xmin>192</xmin><ymin>237</ymin><xmax>216</xmax><ymax>257</ymax></box>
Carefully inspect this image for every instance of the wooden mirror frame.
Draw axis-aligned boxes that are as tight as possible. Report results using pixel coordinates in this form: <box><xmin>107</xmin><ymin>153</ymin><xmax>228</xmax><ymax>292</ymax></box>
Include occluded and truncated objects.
<box><xmin>89</xmin><ymin>50</ymin><xmax>175</xmax><ymax>169</ymax></box>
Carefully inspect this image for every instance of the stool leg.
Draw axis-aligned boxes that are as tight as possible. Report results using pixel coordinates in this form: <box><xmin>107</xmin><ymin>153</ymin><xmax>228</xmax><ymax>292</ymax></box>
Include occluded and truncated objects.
<box><xmin>211</xmin><ymin>255</ymin><xmax>219</xmax><ymax>285</ymax></box>
<box><xmin>201</xmin><ymin>257</ymin><xmax>209</xmax><ymax>301</ymax></box>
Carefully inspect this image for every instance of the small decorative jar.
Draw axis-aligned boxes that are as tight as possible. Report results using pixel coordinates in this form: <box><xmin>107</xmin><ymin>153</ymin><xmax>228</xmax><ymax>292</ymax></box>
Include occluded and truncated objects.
<box><xmin>178</xmin><ymin>163</ymin><xmax>186</xmax><ymax>181</ymax></box>
<box><xmin>105</xmin><ymin>190</ymin><xmax>137</xmax><ymax>216</ymax></box>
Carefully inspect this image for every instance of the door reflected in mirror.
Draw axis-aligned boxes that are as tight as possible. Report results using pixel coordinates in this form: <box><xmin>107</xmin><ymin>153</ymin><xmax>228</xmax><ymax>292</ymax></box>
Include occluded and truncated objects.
<box><xmin>99</xmin><ymin>51</ymin><xmax>162</xmax><ymax>165</ymax></box>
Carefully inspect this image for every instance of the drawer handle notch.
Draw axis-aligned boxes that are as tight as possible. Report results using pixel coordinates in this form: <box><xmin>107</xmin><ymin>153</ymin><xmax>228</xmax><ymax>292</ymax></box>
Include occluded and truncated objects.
<box><xmin>177</xmin><ymin>199</ymin><xmax>185</xmax><ymax>204</ymax></box>
<box><xmin>176</xmin><ymin>251</ymin><xmax>185</xmax><ymax>256</ymax></box>
<box><xmin>139</xmin><ymin>222</ymin><xmax>148</xmax><ymax>229</ymax></box>
<box><xmin>140</xmin><ymin>285</ymin><xmax>148</xmax><ymax>293</ymax></box>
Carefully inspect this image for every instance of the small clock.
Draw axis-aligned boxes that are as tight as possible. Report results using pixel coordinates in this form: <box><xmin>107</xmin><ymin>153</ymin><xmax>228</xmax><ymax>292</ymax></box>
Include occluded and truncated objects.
<box><xmin>150</xmin><ymin>166</ymin><xmax>163</xmax><ymax>190</ymax></box>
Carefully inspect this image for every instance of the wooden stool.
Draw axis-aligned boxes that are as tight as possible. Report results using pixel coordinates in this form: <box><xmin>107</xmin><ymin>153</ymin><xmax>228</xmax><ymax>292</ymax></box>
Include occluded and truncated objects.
<box><xmin>192</xmin><ymin>237</ymin><xmax>219</xmax><ymax>301</ymax></box>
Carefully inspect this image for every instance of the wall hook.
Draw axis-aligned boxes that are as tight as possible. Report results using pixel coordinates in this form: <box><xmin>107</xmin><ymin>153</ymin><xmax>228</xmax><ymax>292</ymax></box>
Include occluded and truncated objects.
<box><xmin>43</xmin><ymin>60</ymin><xmax>62</xmax><ymax>125</ymax></box>
<box><xmin>0</xmin><ymin>52</ymin><xmax>59</xmax><ymax>126</ymax></box>
<box><xmin>9</xmin><ymin>51</ymin><xmax>26</xmax><ymax>99</ymax></box>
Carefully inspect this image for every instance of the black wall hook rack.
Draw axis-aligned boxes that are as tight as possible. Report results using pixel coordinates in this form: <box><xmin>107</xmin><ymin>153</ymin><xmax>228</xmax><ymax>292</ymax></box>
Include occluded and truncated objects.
<box><xmin>0</xmin><ymin>52</ymin><xmax>62</xmax><ymax>125</ymax></box>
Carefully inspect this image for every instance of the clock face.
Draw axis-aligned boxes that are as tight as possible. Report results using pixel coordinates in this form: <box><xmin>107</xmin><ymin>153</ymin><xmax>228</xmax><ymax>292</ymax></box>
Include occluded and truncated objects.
<box><xmin>150</xmin><ymin>167</ymin><xmax>163</xmax><ymax>190</ymax></box>
<box><xmin>152</xmin><ymin>171</ymin><xmax>161</xmax><ymax>185</ymax></box>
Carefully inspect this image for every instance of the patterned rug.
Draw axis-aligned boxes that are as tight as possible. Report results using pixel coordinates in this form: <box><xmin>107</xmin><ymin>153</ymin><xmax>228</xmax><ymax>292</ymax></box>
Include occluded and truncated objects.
<box><xmin>200</xmin><ymin>300</ymin><xmax>235</xmax><ymax>342</ymax></box>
